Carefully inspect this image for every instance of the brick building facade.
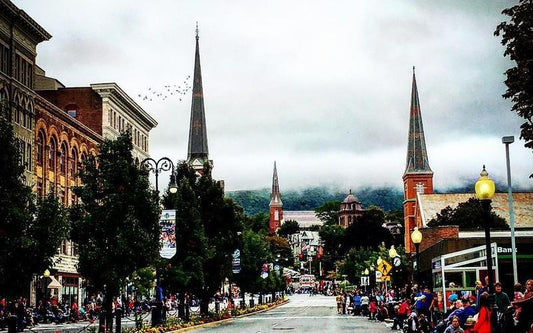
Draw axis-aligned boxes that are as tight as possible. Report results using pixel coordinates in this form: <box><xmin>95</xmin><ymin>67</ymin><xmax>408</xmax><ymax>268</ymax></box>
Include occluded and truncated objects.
<box><xmin>0</xmin><ymin>0</ymin><xmax>51</xmax><ymax>185</ymax></box>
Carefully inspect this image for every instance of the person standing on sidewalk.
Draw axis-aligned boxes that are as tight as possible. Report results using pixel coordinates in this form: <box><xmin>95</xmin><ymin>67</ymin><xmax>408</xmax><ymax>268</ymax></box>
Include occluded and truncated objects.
<box><xmin>361</xmin><ymin>293</ymin><xmax>370</xmax><ymax>317</ymax></box>
<box><xmin>353</xmin><ymin>291</ymin><xmax>362</xmax><ymax>316</ymax></box>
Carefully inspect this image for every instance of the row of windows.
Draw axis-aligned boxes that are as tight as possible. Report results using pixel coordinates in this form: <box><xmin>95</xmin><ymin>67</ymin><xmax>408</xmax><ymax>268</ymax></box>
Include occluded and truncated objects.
<box><xmin>36</xmin><ymin>131</ymin><xmax>88</xmax><ymax>179</ymax></box>
<box><xmin>107</xmin><ymin>109</ymin><xmax>148</xmax><ymax>151</ymax></box>
<box><xmin>13</xmin><ymin>105</ymin><xmax>34</xmax><ymax>130</ymax></box>
<box><xmin>14</xmin><ymin>53</ymin><xmax>33</xmax><ymax>88</ymax></box>
<box><xmin>16</xmin><ymin>138</ymin><xmax>32</xmax><ymax>171</ymax></box>
<box><xmin>0</xmin><ymin>42</ymin><xmax>8</xmax><ymax>74</ymax></box>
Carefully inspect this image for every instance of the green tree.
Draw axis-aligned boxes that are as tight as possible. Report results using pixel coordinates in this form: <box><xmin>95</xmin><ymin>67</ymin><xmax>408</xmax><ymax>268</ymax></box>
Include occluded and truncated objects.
<box><xmin>245</xmin><ymin>212</ymin><xmax>269</xmax><ymax>234</ymax></box>
<box><xmin>195</xmin><ymin>164</ymin><xmax>243</xmax><ymax>315</ymax></box>
<box><xmin>130</xmin><ymin>268</ymin><xmax>156</xmax><ymax>299</ymax></box>
<box><xmin>277</xmin><ymin>220</ymin><xmax>299</xmax><ymax>238</ymax></box>
<box><xmin>162</xmin><ymin>176</ymin><xmax>206</xmax><ymax>319</ymax></box>
<box><xmin>315</xmin><ymin>200</ymin><xmax>341</xmax><ymax>225</ymax></box>
<box><xmin>319</xmin><ymin>224</ymin><xmax>345</xmax><ymax>275</ymax></box>
<box><xmin>343</xmin><ymin>206</ymin><xmax>393</xmax><ymax>251</ymax></box>
<box><xmin>267</xmin><ymin>235</ymin><xmax>293</xmax><ymax>266</ymax></box>
<box><xmin>0</xmin><ymin>115</ymin><xmax>69</xmax><ymax>298</ymax></box>
<box><xmin>495</xmin><ymin>1</ymin><xmax>533</xmax><ymax>161</ymax></box>
<box><xmin>233</xmin><ymin>229</ymin><xmax>270</xmax><ymax>304</ymax></box>
<box><xmin>70</xmin><ymin>132</ymin><xmax>161</xmax><ymax>331</ymax></box>
<box><xmin>341</xmin><ymin>247</ymin><xmax>374</xmax><ymax>285</ymax></box>
<box><xmin>427</xmin><ymin>197</ymin><xmax>508</xmax><ymax>230</ymax></box>
<box><xmin>162</xmin><ymin>162</ymin><xmax>242</xmax><ymax>316</ymax></box>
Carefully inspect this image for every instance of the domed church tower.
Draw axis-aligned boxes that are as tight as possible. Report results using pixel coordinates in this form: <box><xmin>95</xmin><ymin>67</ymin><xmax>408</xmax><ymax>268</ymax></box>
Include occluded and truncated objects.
<box><xmin>403</xmin><ymin>67</ymin><xmax>433</xmax><ymax>253</ymax></box>
<box><xmin>338</xmin><ymin>190</ymin><xmax>364</xmax><ymax>228</ymax></box>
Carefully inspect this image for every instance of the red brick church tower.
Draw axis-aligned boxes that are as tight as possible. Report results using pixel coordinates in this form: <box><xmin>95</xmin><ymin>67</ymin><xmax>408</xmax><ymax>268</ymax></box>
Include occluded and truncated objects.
<box><xmin>269</xmin><ymin>161</ymin><xmax>283</xmax><ymax>235</ymax></box>
<box><xmin>403</xmin><ymin>67</ymin><xmax>433</xmax><ymax>253</ymax></box>
<box><xmin>187</xmin><ymin>24</ymin><xmax>212</xmax><ymax>174</ymax></box>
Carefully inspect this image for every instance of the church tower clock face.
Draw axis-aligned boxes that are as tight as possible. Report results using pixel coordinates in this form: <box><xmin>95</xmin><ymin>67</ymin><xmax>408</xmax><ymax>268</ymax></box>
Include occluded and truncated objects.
<box><xmin>415</xmin><ymin>182</ymin><xmax>426</xmax><ymax>194</ymax></box>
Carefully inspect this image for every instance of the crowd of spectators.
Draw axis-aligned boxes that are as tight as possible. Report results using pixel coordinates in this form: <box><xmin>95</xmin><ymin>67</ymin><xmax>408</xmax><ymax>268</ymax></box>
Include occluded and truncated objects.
<box><xmin>327</xmin><ymin>276</ymin><xmax>533</xmax><ymax>333</ymax></box>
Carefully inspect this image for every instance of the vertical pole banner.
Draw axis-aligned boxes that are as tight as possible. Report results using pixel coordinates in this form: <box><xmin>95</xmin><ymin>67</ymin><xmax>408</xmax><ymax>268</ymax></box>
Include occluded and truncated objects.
<box><xmin>159</xmin><ymin>210</ymin><xmax>176</xmax><ymax>259</ymax></box>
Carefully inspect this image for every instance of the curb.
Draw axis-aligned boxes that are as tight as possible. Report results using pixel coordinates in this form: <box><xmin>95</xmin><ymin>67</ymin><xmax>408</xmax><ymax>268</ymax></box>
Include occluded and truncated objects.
<box><xmin>169</xmin><ymin>299</ymin><xmax>290</xmax><ymax>332</ymax></box>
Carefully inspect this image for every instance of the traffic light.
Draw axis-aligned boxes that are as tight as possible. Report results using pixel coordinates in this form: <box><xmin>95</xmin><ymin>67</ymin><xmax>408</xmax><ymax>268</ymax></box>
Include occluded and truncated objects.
<box><xmin>317</xmin><ymin>253</ymin><xmax>322</xmax><ymax>260</ymax></box>
<box><xmin>298</xmin><ymin>253</ymin><xmax>305</xmax><ymax>261</ymax></box>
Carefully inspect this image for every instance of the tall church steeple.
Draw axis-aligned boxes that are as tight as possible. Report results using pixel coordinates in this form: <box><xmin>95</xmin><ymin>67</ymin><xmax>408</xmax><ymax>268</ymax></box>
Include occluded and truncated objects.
<box><xmin>269</xmin><ymin>161</ymin><xmax>283</xmax><ymax>235</ymax></box>
<box><xmin>187</xmin><ymin>23</ymin><xmax>211</xmax><ymax>173</ymax></box>
<box><xmin>403</xmin><ymin>67</ymin><xmax>433</xmax><ymax>253</ymax></box>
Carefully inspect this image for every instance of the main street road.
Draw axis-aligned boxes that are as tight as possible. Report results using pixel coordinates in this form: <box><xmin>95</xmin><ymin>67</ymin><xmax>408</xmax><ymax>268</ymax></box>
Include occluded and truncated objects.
<box><xmin>194</xmin><ymin>294</ymin><xmax>392</xmax><ymax>333</ymax></box>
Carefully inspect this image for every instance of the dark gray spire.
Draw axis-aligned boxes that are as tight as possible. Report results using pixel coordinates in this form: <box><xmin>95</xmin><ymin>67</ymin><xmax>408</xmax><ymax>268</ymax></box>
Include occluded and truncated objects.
<box><xmin>404</xmin><ymin>67</ymin><xmax>432</xmax><ymax>175</ymax></box>
<box><xmin>187</xmin><ymin>23</ymin><xmax>209</xmax><ymax>170</ymax></box>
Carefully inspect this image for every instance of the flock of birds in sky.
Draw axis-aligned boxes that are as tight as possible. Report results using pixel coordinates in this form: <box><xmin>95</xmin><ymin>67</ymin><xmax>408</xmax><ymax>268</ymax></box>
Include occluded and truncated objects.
<box><xmin>137</xmin><ymin>75</ymin><xmax>192</xmax><ymax>102</ymax></box>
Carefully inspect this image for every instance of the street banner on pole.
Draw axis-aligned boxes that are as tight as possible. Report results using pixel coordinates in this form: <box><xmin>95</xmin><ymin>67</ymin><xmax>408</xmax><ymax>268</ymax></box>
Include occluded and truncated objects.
<box><xmin>159</xmin><ymin>210</ymin><xmax>176</xmax><ymax>259</ymax></box>
<box><xmin>232</xmin><ymin>249</ymin><xmax>241</xmax><ymax>273</ymax></box>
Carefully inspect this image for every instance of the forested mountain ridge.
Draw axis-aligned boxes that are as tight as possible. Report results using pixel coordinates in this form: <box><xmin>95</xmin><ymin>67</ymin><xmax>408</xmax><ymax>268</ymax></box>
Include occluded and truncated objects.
<box><xmin>226</xmin><ymin>183</ymin><xmax>530</xmax><ymax>217</ymax></box>
<box><xmin>226</xmin><ymin>186</ymin><xmax>404</xmax><ymax>216</ymax></box>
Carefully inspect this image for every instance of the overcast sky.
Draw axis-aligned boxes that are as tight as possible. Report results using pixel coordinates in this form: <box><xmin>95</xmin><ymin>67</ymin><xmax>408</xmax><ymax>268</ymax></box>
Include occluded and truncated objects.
<box><xmin>14</xmin><ymin>0</ymin><xmax>532</xmax><ymax>192</ymax></box>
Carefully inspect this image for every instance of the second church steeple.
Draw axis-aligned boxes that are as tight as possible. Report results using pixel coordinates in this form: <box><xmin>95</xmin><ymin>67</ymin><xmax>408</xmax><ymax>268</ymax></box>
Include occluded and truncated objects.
<box><xmin>269</xmin><ymin>161</ymin><xmax>283</xmax><ymax>235</ymax></box>
<box><xmin>187</xmin><ymin>23</ymin><xmax>211</xmax><ymax>173</ymax></box>
<box><xmin>403</xmin><ymin>67</ymin><xmax>433</xmax><ymax>253</ymax></box>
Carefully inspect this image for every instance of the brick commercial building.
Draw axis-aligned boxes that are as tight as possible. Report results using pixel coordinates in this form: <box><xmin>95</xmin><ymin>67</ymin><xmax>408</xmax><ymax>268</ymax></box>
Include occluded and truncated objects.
<box><xmin>414</xmin><ymin>192</ymin><xmax>533</xmax><ymax>297</ymax></box>
<box><xmin>36</xmin><ymin>81</ymin><xmax>157</xmax><ymax>165</ymax></box>
<box><xmin>0</xmin><ymin>0</ymin><xmax>51</xmax><ymax>185</ymax></box>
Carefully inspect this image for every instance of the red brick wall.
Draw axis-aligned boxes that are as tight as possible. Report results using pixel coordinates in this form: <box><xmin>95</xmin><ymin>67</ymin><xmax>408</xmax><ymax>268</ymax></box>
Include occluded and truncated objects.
<box><xmin>403</xmin><ymin>173</ymin><xmax>433</xmax><ymax>253</ymax></box>
<box><xmin>419</xmin><ymin>226</ymin><xmax>459</xmax><ymax>252</ymax></box>
<box><xmin>38</xmin><ymin>88</ymin><xmax>103</xmax><ymax>135</ymax></box>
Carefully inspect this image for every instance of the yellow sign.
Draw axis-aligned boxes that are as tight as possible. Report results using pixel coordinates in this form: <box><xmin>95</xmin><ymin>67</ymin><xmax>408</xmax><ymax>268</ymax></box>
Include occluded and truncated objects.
<box><xmin>380</xmin><ymin>275</ymin><xmax>391</xmax><ymax>282</ymax></box>
<box><xmin>377</xmin><ymin>260</ymin><xmax>393</xmax><ymax>276</ymax></box>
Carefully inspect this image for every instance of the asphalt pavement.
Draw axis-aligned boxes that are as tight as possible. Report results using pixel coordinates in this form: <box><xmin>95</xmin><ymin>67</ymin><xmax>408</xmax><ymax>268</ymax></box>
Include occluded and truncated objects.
<box><xmin>22</xmin><ymin>294</ymin><xmax>393</xmax><ymax>333</ymax></box>
<box><xmin>192</xmin><ymin>294</ymin><xmax>393</xmax><ymax>333</ymax></box>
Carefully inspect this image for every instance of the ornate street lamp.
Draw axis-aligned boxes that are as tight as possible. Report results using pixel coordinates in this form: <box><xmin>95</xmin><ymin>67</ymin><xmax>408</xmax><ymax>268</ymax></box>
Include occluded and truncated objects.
<box><xmin>140</xmin><ymin>157</ymin><xmax>177</xmax><ymax>326</ymax></box>
<box><xmin>140</xmin><ymin>157</ymin><xmax>178</xmax><ymax>194</ymax></box>
<box><xmin>411</xmin><ymin>227</ymin><xmax>422</xmax><ymax>286</ymax></box>
<box><xmin>474</xmin><ymin>165</ymin><xmax>496</xmax><ymax>333</ymax></box>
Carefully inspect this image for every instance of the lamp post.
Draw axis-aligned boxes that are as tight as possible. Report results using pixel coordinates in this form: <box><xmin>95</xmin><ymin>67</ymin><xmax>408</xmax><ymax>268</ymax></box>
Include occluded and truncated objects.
<box><xmin>140</xmin><ymin>157</ymin><xmax>177</xmax><ymax>327</ymax></box>
<box><xmin>43</xmin><ymin>269</ymin><xmax>50</xmax><ymax>323</ymax></box>
<box><xmin>140</xmin><ymin>157</ymin><xmax>178</xmax><ymax>194</ymax></box>
<box><xmin>388</xmin><ymin>245</ymin><xmax>398</xmax><ymax>287</ymax></box>
<box><xmin>474</xmin><ymin>165</ymin><xmax>496</xmax><ymax>333</ymax></box>
<box><xmin>502</xmin><ymin>136</ymin><xmax>518</xmax><ymax>284</ymax></box>
<box><xmin>411</xmin><ymin>227</ymin><xmax>422</xmax><ymax>286</ymax></box>
<box><xmin>363</xmin><ymin>268</ymin><xmax>369</xmax><ymax>292</ymax></box>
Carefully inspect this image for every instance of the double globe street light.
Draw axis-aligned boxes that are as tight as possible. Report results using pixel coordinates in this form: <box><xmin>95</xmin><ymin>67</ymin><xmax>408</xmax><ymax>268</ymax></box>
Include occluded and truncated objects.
<box><xmin>140</xmin><ymin>157</ymin><xmax>178</xmax><ymax>326</ymax></box>
<box><xmin>140</xmin><ymin>157</ymin><xmax>178</xmax><ymax>194</ymax></box>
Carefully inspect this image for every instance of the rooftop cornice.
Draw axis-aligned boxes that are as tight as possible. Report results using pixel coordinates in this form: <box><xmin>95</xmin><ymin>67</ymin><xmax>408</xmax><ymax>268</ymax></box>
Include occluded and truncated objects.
<box><xmin>90</xmin><ymin>82</ymin><xmax>158</xmax><ymax>129</ymax></box>
<box><xmin>0</xmin><ymin>0</ymin><xmax>52</xmax><ymax>42</ymax></box>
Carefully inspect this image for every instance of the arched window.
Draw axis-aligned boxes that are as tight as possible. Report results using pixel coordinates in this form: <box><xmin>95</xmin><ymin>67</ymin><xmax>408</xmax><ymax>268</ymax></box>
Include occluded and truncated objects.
<box><xmin>71</xmin><ymin>147</ymin><xmax>78</xmax><ymax>178</ymax></box>
<box><xmin>60</xmin><ymin>142</ymin><xmax>68</xmax><ymax>175</ymax></box>
<box><xmin>80</xmin><ymin>152</ymin><xmax>87</xmax><ymax>171</ymax></box>
<box><xmin>48</xmin><ymin>137</ymin><xmax>56</xmax><ymax>171</ymax></box>
<box><xmin>37</xmin><ymin>131</ymin><xmax>45</xmax><ymax>166</ymax></box>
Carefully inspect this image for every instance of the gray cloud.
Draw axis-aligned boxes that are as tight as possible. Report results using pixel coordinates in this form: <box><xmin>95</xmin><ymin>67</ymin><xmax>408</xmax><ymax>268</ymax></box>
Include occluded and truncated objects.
<box><xmin>15</xmin><ymin>0</ymin><xmax>532</xmax><ymax>191</ymax></box>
